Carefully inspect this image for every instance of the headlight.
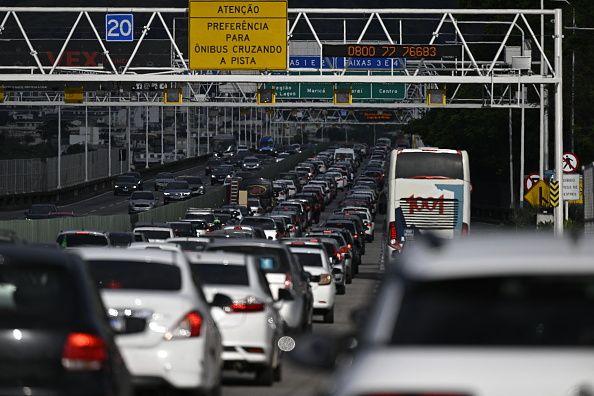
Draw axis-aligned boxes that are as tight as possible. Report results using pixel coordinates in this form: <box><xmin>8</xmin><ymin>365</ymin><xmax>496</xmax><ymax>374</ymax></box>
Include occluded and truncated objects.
<box><xmin>114</xmin><ymin>185</ymin><xmax>119</xmax><ymax>188</ymax></box>
<box><xmin>132</xmin><ymin>185</ymin><xmax>137</xmax><ymax>188</ymax></box>
<box><xmin>211</xmin><ymin>175</ymin><xmax>216</xmax><ymax>178</ymax></box>
<box><xmin>164</xmin><ymin>192</ymin><xmax>170</xmax><ymax>196</ymax></box>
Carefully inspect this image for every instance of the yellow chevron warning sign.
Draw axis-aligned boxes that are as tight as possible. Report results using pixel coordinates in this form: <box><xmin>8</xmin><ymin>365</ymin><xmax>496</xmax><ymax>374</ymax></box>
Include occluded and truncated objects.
<box><xmin>549</xmin><ymin>180</ymin><xmax>560</xmax><ymax>207</ymax></box>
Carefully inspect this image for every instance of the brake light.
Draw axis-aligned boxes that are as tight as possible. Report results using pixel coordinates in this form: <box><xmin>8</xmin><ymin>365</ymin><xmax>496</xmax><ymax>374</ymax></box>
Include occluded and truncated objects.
<box><xmin>354</xmin><ymin>233</ymin><xmax>359</xmax><ymax>239</ymax></box>
<box><xmin>62</xmin><ymin>333</ymin><xmax>107</xmax><ymax>371</ymax></box>
<box><xmin>335</xmin><ymin>252</ymin><xmax>342</xmax><ymax>261</ymax></box>
<box><xmin>228</xmin><ymin>297</ymin><xmax>265</xmax><ymax>313</ymax></box>
<box><xmin>164</xmin><ymin>311</ymin><xmax>203</xmax><ymax>340</ymax></box>
<box><xmin>283</xmin><ymin>273</ymin><xmax>293</xmax><ymax>289</ymax></box>
<box><xmin>339</xmin><ymin>246</ymin><xmax>349</xmax><ymax>254</ymax></box>
<box><xmin>318</xmin><ymin>273</ymin><xmax>332</xmax><ymax>285</ymax></box>
<box><xmin>388</xmin><ymin>221</ymin><xmax>400</xmax><ymax>249</ymax></box>
<box><xmin>462</xmin><ymin>223</ymin><xmax>469</xmax><ymax>236</ymax></box>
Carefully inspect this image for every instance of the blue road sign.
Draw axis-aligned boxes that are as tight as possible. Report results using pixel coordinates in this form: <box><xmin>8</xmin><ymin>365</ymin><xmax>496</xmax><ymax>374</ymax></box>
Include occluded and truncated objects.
<box><xmin>105</xmin><ymin>14</ymin><xmax>134</xmax><ymax>42</ymax></box>
<box><xmin>289</xmin><ymin>56</ymin><xmax>405</xmax><ymax>70</ymax></box>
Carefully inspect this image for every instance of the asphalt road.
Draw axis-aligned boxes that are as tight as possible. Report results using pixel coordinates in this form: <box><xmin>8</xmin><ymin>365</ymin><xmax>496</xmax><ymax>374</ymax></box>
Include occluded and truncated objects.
<box><xmin>0</xmin><ymin>162</ymin><xmax>209</xmax><ymax>220</ymax></box>
<box><xmin>221</xmin><ymin>188</ymin><xmax>384</xmax><ymax>396</ymax></box>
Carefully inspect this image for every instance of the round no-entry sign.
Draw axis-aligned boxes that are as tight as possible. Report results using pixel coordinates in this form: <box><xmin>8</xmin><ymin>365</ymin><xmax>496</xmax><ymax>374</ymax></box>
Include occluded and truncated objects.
<box><xmin>562</xmin><ymin>152</ymin><xmax>580</xmax><ymax>173</ymax></box>
<box><xmin>525</xmin><ymin>174</ymin><xmax>540</xmax><ymax>191</ymax></box>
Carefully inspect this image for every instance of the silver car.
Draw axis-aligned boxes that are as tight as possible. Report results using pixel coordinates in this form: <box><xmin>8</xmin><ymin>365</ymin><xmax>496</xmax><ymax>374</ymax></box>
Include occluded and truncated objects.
<box><xmin>128</xmin><ymin>191</ymin><xmax>157</xmax><ymax>214</ymax></box>
<box><xmin>204</xmin><ymin>240</ymin><xmax>314</xmax><ymax>333</ymax></box>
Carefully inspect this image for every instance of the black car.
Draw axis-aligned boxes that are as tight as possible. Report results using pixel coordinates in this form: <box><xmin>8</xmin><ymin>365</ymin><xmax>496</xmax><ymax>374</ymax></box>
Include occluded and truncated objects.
<box><xmin>210</xmin><ymin>164</ymin><xmax>235</xmax><ymax>185</ymax></box>
<box><xmin>176</xmin><ymin>176</ymin><xmax>205</xmax><ymax>196</ymax></box>
<box><xmin>113</xmin><ymin>175</ymin><xmax>139</xmax><ymax>195</ymax></box>
<box><xmin>0</xmin><ymin>246</ymin><xmax>132</xmax><ymax>395</ymax></box>
<box><xmin>25</xmin><ymin>204</ymin><xmax>58</xmax><ymax>220</ymax></box>
<box><xmin>122</xmin><ymin>172</ymin><xmax>143</xmax><ymax>190</ymax></box>
<box><xmin>205</xmin><ymin>158</ymin><xmax>223</xmax><ymax>175</ymax></box>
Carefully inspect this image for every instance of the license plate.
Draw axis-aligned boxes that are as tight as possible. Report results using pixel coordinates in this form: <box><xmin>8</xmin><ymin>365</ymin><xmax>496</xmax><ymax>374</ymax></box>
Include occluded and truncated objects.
<box><xmin>404</xmin><ymin>229</ymin><xmax>415</xmax><ymax>241</ymax></box>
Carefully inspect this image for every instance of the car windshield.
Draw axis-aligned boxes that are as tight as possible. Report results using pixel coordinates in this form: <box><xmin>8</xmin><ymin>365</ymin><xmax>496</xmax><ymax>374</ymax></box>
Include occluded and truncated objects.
<box><xmin>167</xmin><ymin>181</ymin><xmax>189</xmax><ymax>189</ymax></box>
<box><xmin>0</xmin><ymin>266</ymin><xmax>76</xmax><ymax>326</ymax></box>
<box><xmin>292</xmin><ymin>252</ymin><xmax>323</xmax><ymax>268</ymax></box>
<box><xmin>57</xmin><ymin>233</ymin><xmax>108</xmax><ymax>247</ymax></box>
<box><xmin>157</xmin><ymin>173</ymin><xmax>173</xmax><ymax>179</ymax></box>
<box><xmin>87</xmin><ymin>260</ymin><xmax>181</xmax><ymax>291</ymax></box>
<box><xmin>218</xmin><ymin>165</ymin><xmax>235</xmax><ymax>172</ymax></box>
<box><xmin>206</xmin><ymin>245</ymin><xmax>290</xmax><ymax>273</ymax></box>
<box><xmin>130</xmin><ymin>192</ymin><xmax>154</xmax><ymax>200</ymax></box>
<box><xmin>245</xmin><ymin>158</ymin><xmax>258</xmax><ymax>163</ymax></box>
<box><xmin>390</xmin><ymin>276</ymin><xmax>594</xmax><ymax>347</ymax></box>
<box><xmin>241</xmin><ymin>218</ymin><xmax>276</xmax><ymax>230</ymax></box>
<box><xmin>116</xmin><ymin>176</ymin><xmax>135</xmax><ymax>183</ymax></box>
<box><xmin>181</xmin><ymin>177</ymin><xmax>202</xmax><ymax>184</ymax></box>
<box><xmin>248</xmin><ymin>199</ymin><xmax>261</xmax><ymax>206</ymax></box>
<box><xmin>190</xmin><ymin>264</ymin><xmax>249</xmax><ymax>286</ymax></box>
<box><xmin>109</xmin><ymin>233</ymin><xmax>134</xmax><ymax>247</ymax></box>
<box><xmin>137</xmin><ymin>230</ymin><xmax>171</xmax><ymax>240</ymax></box>
<box><xmin>169</xmin><ymin>223</ymin><xmax>194</xmax><ymax>237</ymax></box>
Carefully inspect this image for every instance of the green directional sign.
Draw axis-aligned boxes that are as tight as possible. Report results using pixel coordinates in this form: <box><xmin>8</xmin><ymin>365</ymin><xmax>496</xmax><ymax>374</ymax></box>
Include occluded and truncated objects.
<box><xmin>300</xmin><ymin>83</ymin><xmax>333</xmax><ymax>100</ymax></box>
<box><xmin>265</xmin><ymin>80</ymin><xmax>406</xmax><ymax>101</ymax></box>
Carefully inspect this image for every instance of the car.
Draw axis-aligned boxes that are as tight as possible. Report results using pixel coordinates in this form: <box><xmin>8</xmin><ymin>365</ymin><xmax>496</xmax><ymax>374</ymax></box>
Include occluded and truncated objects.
<box><xmin>270</xmin><ymin>213</ymin><xmax>301</xmax><ymax>238</ymax></box>
<box><xmin>154</xmin><ymin>172</ymin><xmax>176</xmax><ymax>191</ymax></box>
<box><xmin>206</xmin><ymin>229</ymin><xmax>253</xmax><ymax>240</ymax></box>
<box><xmin>297</xmin><ymin>235</ymin><xmax>594</xmax><ymax>396</ymax></box>
<box><xmin>240</xmin><ymin>216</ymin><xmax>282</xmax><ymax>240</ymax></box>
<box><xmin>123</xmin><ymin>172</ymin><xmax>144</xmax><ymax>190</ymax></box>
<box><xmin>56</xmin><ymin>230</ymin><xmax>110</xmax><ymax>248</ymax></box>
<box><xmin>163</xmin><ymin>181</ymin><xmax>192</xmax><ymax>204</ymax></box>
<box><xmin>167</xmin><ymin>221</ymin><xmax>196</xmax><ymax>238</ymax></box>
<box><xmin>0</xmin><ymin>245</ymin><xmax>132</xmax><ymax>396</ymax></box>
<box><xmin>114</xmin><ymin>175</ymin><xmax>139</xmax><ymax>195</ymax></box>
<box><xmin>25</xmin><ymin>203</ymin><xmax>58</xmax><ymax>220</ymax></box>
<box><xmin>204</xmin><ymin>240</ymin><xmax>314</xmax><ymax>333</ymax></box>
<box><xmin>186</xmin><ymin>252</ymin><xmax>285</xmax><ymax>385</ymax></box>
<box><xmin>77</xmin><ymin>248</ymin><xmax>223</xmax><ymax>395</ymax></box>
<box><xmin>107</xmin><ymin>232</ymin><xmax>136</xmax><ymax>247</ymax></box>
<box><xmin>205</xmin><ymin>157</ymin><xmax>222</xmax><ymax>175</ymax></box>
<box><xmin>132</xmin><ymin>226</ymin><xmax>174</xmax><ymax>242</ymax></box>
<box><xmin>276</xmin><ymin>152</ymin><xmax>291</xmax><ymax>162</ymax></box>
<box><xmin>242</xmin><ymin>156</ymin><xmax>262</xmax><ymax>171</ymax></box>
<box><xmin>176</xmin><ymin>175</ymin><xmax>205</xmax><ymax>195</ymax></box>
<box><xmin>211</xmin><ymin>164</ymin><xmax>235</xmax><ymax>185</ymax></box>
<box><xmin>222</xmin><ymin>225</ymin><xmax>267</xmax><ymax>239</ymax></box>
<box><xmin>165</xmin><ymin>237</ymin><xmax>210</xmax><ymax>252</ymax></box>
<box><xmin>247</xmin><ymin>197</ymin><xmax>265</xmax><ymax>216</ymax></box>
<box><xmin>287</xmin><ymin>245</ymin><xmax>336</xmax><ymax>323</ymax></box>
<box><xmin>275</xmin><ymin>179</ymin><xmax>297</xmax><ymax>197</ymax></box>
<box><xmin>128</xmin><ymin>191</ymin><xmax>158</xmax><ymax>214</ymax></box>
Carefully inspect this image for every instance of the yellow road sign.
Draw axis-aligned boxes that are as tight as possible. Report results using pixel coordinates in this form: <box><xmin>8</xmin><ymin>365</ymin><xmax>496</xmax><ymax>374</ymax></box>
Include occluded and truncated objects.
<box><xmin>524</xmin><ymin>179</ymin><xmax>551</xmax><ymax>208</ymax></box>
<box><xmin>568</xmin><ymin>176</ymin><xmax>584</xmax><ymax>205</ymax></box>
<box><xmin>549</xmin><ymin>180</ymin><xmax>560</xmax><ymax>207</ymax></box>
<box><xmin>189</xmin><ymin>0</ymin><xmax>288</xmax><ymax>71</ymax></box>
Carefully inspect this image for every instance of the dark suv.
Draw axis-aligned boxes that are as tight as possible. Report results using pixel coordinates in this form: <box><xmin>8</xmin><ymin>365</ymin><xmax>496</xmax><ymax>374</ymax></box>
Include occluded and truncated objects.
<box><xmin>0</xmin><ymin>246</ymin><xmax>132</xmax><ymax>395</ymax></box>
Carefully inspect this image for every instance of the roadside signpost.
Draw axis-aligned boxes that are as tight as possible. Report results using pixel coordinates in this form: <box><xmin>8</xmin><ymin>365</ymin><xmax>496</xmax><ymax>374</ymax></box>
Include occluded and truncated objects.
<box><xmin>188</xmin><ymin>0</ymin><xmax>288</xmax><ymax>70</ymax></box>
<box><xmin>525</xmin><ymin>173</ymin><xmax>541</xmax><ymax>192</ymax></box>
<box><xmin>524</xmin><ymin>179</ymin><xmax>551</xmax><ymax>208</ymax></box>
<box><xmin>562</xmin><ymin>173</ymin><xmax>580</xmax><ymax>201</ymax></box>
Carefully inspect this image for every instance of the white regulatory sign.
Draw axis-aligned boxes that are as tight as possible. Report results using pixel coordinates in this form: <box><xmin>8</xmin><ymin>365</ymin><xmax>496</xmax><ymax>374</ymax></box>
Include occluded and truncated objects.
<box><xmin>563</xmin><ymin>173</ymin><xmax>580</xmax><ymax>201</ymax></box>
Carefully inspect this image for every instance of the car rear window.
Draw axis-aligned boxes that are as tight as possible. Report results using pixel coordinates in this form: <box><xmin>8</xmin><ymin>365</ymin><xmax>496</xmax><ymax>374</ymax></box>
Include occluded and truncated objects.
<box><xmin>325</xmin><ymin>222</ymin><xmax>356</xmax><ymax>235</ymax></box>
<box><xmin>57</xmin><ymin>233</ymin><xmax>108</xmax><ymax>248</ymax></box>
<box><xmin>205</xmin><ymin>246</ymin><xmax>290</xmax><ymax>274</ymax></box>
<box><xmin>109</xmin><ymin>233</ymin><xmax>134</xmax><ymax>247</ymax></box>
<box><xmin>391</xmin><ymin>276</ymin><xmax>594</xmax><ymax>346</ymax></box>
<box><xmin>172</xmin><ymin>241</ymin><xmax>207</xmax><ymax>252</ymax></box>
<box><xmin>292</xmin><ymin>252</ymin><xmax>323</xmax><ymax>268</ymax></box>
<box><xmin>190</xmin><ymin>264</ymin><xmax>248</xmax><ymax>286</ymax></box>
<box><xmin>131</xmin><ymin>192</ymin><xmax>154</xmax><ymax>200</ymax></box>
<box><xmin>0</xmin><ymin>266</ymin><xmax>76</xmax><ymax>326</ymax></box>
<box><xmin>137</xmin><ymin>230</ymin><xmax>171</xmax><ymax>240</ymax></box>
<box><xmin>241</xmin><ymin>218</ymin><xmax>276</xmax><ymax>230</ymax></box>
<box><xmin>87</xmin><ymin>260</ymin><xmax>181</xmax><ymax>291</ymax></box>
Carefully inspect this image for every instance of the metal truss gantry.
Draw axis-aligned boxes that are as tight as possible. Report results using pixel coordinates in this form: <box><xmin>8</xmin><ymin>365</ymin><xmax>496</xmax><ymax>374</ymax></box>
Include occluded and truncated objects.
<box><xmin>0</xmin><ymin>6</ymin><xmax>566</xmax><ymax>234</ymax></box>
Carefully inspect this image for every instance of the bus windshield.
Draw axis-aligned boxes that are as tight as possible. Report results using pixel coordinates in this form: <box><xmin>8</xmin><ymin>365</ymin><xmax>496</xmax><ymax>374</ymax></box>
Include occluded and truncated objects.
<box><xmin>396</xmin><ymin>152</ymin><xmax>464</xmax><ymax>180</ymax></box>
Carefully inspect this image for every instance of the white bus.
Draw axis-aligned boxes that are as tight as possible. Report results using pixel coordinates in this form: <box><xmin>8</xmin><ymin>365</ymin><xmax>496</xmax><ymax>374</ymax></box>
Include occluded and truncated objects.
<box><xmin>386</xmin><ymin>148</ymin><xmax>471</xmax><ymax>256</ymax></box>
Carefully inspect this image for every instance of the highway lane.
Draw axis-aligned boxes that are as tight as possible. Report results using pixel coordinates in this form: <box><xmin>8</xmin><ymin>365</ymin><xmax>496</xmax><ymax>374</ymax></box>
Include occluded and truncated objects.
<box><xmin>0</xmin><ymin>161</ymin><xmax>209</xmax><ymax>220</ymax></box>
<box><xmin>221</xmin><ymin>188</ymin><xmax>384</xmax><ymax>396</ymax></box>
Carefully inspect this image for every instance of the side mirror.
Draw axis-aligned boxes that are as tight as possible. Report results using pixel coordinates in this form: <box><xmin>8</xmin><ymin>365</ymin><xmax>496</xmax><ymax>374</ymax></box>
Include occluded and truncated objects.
<box><xmin>277</xmin><ymin>288</ymin><xmax>294</xmax><ymax>301</ymax></box>
<box><xmin>210</xmin><ymin>293</ymin><xmax>233</xmax><ymax>309</ymax></box>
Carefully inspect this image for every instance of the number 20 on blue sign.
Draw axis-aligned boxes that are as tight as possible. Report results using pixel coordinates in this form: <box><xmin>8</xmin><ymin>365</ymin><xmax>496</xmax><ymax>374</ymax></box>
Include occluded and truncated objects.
<box><xmin>105</xmin><ymin>14</ymin><xmax>134</xmax><ymax>42</ymax></box>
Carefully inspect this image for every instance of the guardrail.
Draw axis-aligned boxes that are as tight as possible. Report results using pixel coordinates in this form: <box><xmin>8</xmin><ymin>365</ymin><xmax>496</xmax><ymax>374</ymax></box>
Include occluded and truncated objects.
<box><xmin>0</xmin><ymin>154</ymin><xmax>210</xmax><ymax>210</ymax></box>
<box><xmin>0</xmin><ymin>148</ymin><xmax>321</xmax><ymax>242</ymax></box>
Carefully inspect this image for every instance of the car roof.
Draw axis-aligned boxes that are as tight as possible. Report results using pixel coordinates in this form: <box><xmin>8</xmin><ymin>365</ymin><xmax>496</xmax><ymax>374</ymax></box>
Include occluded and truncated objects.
<box><xmin>400</xmin><ymin>234</ymin><xmax>594</xmax><ymax>280</ymax></box>
<box><xmin>207</xmin><ymin>239</ymin><xmax>284</xmax><ymax>248</ymax></box>
<box><xmin>185</xmin><ymin>251</ymin><xmax>248</xmax><ymax>266</ymax></box>
<box><xmin>74</xmin><ymin>247</ymin><xmax>179</xmax><ymax>264</ymax></box>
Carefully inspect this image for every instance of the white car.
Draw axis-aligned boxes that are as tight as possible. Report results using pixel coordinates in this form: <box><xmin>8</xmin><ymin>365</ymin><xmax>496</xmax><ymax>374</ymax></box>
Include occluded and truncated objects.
<box><xmin>288</xmin><ymin>246</ymin><xmax>336</xmax><ymax>323</ymax></box>
<box><xmin>326</xmin><ymin>171</ymin><xmax>347</xmax><ymax>189</ymax></box>
<box><xmin>276</xmin><ymin>179</ymin><xmax>297</xmax><ymax>197</ymax></box>
<box><xmin>338</xmin><ymin>207</ymin><xmax>375</xmax><ymax>241</ymax></box>
<box><xmin>240</xmin><ymin>217</ymin><xmax>280</xmax><ymax>240</ymax></box>
<box><xmin>186</xmin><ymin>252</ymin><xmax>285</xmax><ymax>385</ymax></box>
<box><xmin>132</xmin><ymin>226</ymin><xmax>174</xmax><ymax>243</ymax></box>
<box><xmin>76</xmin><ymin>248</ymin><xmax>223</xmax><ymax>395</ymax></box>
<box><xmin>312</xmin><ymin>235</ymin><xmax>594</xmax><ymax>396</ymax></box>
